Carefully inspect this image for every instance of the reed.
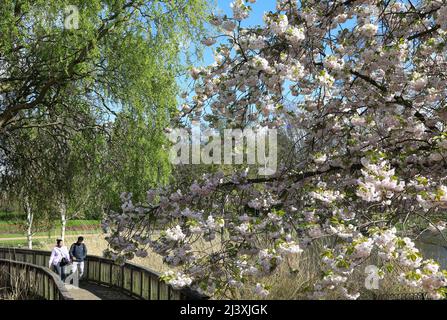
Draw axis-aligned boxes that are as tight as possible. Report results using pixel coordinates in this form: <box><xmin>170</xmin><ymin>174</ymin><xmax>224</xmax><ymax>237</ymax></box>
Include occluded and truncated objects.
<box><xmin>38</xmin><ymin>234</ymin><xmax>416</xmax><ymax>300</ymax></box>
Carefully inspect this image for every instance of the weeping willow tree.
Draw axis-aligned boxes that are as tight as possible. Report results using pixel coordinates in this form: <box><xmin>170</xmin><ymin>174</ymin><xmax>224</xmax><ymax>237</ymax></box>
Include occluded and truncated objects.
<box><xmin>0</xmin><ymin>0</ymin><xmax>212</xmax><ymax>238</ymax></box>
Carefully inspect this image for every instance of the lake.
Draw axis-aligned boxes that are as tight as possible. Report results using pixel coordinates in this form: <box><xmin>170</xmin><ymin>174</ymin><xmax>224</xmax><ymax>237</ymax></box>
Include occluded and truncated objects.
<box><xmin>416</xmin><ymin>231</ymin><xmax>447</xmax><ymax>270</ymax></box>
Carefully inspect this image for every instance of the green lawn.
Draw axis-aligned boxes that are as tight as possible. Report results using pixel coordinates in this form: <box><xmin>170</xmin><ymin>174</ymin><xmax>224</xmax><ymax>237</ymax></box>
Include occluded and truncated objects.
<box><xmin>0</xmin><ymin>212</ymin><xmax>102</xmax><ymax>249</ymax></box>
<box><xmin>65</xmin><ymin>220</ymin><xmax>100</xmax><ymax>226</ymax></box>
<box><xmin>0</xmin><ymin>219</ymin><xmax>100</xmax><ymax>227</ymax></box>
<box><xmin>0</xmin><ymin>229</ymin><xmax>101</xmax><ymax>238</ymax></box>
<box><xmin>0</xmin><ymin>239</ymin><xmax>46</xmax><ymax>248</ymax></box>
<box><xmin>0</xmin><ymin>219</ymin><xmax>101</xmax><ymax>238</ymax></box>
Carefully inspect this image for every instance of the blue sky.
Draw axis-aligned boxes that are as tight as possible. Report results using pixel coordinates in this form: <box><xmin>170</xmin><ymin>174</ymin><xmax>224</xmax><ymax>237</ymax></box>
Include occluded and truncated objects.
<box><xmin>177</xmin><ymin>1</ymin><xmax>276</xmax><ymax>117</ymax></box>
<box><xmin>175</xmin><ymin>1</ymin><xmax>279</xmax><ymax>119</ymax></box>
<box><xmin>215</xmin><ymin>0</ymin><xmax>276</xmax><ymax>25</ymax></box>
<box><xmin>199</xmin><ymin>0</ymin><xmax>276</xmax><ymax>66</ymax></box>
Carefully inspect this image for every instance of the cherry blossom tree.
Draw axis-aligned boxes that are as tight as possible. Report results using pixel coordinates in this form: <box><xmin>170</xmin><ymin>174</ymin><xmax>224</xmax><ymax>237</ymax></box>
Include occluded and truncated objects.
<box><xmin>104</xmin><ymin>0</ymin><xmax>447</xmax><ymax>299</ymax></box>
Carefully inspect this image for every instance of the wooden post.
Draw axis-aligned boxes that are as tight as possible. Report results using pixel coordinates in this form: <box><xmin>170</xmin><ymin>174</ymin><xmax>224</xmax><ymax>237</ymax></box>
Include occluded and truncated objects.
<box><xmin>130</xmin><ymin>268</ymin><xmax>134</xmax><ymax>294</ymax></box>
<box><xmin>157</xmin><ymin>279</ymin><xmax>160</xmax><ymax>300</ymax></box>
<box><xmin>148</xmin><ymin>274</ymin><xmax>152</xmax><ymax>300</ymax></box>
<box><xmin>140</xmin><ymin>271</ymin><xmax>143</xmax><ymax>298</ymax></box>
<box><xmin>109</xmin><ymin>263</ymin><xmax>113</xmax><ymax>286</ymax></box>
<box><xmin>98</xmin><ymin>261</ymin><xmax>102</xmax><ymax>283</ymax></box>
<box><xmin>121</xmin><ymin>265</ymin><xmax>124</xmax><ymax>290</ymax></box>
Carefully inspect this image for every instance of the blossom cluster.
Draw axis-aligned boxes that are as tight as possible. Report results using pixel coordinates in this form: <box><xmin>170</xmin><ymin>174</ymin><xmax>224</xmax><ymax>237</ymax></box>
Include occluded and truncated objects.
<box><xmin>104</xmin><ymin>0</ymin><xmax>447</xmax><ymax>300</ymax></box>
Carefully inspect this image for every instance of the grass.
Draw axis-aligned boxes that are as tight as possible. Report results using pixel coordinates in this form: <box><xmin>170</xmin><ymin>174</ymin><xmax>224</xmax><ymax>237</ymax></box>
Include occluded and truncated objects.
<box><xmin>0</xmin><ymin>264</ymin><xmax>41</xmax><ymax>300</ymax></box>
<box><xmin>0</xmin><ymin>229</ymin><xmax>100</xmax><ymax>238</ymax></box>
<box><xmin>0</xmin><ymin>220</ymin><xmax>19</xmax><ymax>230</ymax></box>
<box><xmin>0</xmin><ymin>219</ymin><xmax>100</xmax><ymax>227</ymax></box>
<box><xmin>0</xmin><ymin>220</ymin><xmax>101</xmax><ymax>239</ymax></box>
<box><xmin>40</xmin><ymin>234</ymin><xmax>415</xmax><ymax>300</ymax></box>
<box><xmin>0</xmin><ymin>240</ymin><xmax>45</xmax><ymax>248</ymax></box>
<box><xmin>1</xmin><ymin>230</ymin><xmax>424</xmax><ymax>300</ymax></box>
<box><xmin>0</xmin><ymin>219</ymin><xmax>102</xmax><ymax>250</ymax></box>
<box><xmin>65</xmin><ymin>220</ymin><xmax>100</xmax><ymax>226</ymax></box>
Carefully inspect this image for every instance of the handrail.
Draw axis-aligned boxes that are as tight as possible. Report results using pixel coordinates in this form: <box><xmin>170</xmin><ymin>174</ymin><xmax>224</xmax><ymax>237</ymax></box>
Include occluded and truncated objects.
<box><xmin>0</xmin><ymin>258</ymin><xmax>73</xmax><ymax>300</ymax></box>
<box><xmin>372</xmin><ymin>292</ymin><xmax>428</xmax><ymax>300</ymax></box>
<box><xmin>0</xmin><ymin>247</ymin><xmax>207</xmax><ymax>300</ymax></box>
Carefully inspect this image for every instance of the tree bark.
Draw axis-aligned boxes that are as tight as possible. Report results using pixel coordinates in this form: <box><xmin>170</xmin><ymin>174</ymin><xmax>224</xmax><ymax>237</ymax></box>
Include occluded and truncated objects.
<box><xmin>24</xmin><ymin>198</ymin><xmax>33</xmax><ymax>249</ymax></box>
<box><xmin>60</xmin><ymin>201</ymin><xmax>67</xmax><ymax>242</ymax></box>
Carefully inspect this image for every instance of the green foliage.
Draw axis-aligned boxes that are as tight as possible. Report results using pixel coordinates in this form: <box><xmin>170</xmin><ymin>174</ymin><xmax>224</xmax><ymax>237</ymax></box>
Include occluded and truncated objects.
<box><xmin>0</xmin><ymin>0</ymin><xmax>212</xmax><ymax>224</ymax></box>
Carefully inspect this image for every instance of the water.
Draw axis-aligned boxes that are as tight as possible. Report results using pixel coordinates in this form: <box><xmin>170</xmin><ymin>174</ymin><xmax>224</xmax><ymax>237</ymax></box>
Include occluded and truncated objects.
<box><xmin>416</xmin><ymin>232</ymin><xmax>447</xmax><ymax>270</ymax></box>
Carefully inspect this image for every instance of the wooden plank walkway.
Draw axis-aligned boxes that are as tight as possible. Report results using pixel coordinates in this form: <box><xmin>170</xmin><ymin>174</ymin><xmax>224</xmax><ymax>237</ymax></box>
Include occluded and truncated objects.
<box><xmin>0</xmin><ymin>247</ymin><xmax>207</xmax><ymax>300</ymax></box>
<box><xmin>65</xmin><ymin>281</ymin><xmax>134</xmax><ymax>300</ymax></box>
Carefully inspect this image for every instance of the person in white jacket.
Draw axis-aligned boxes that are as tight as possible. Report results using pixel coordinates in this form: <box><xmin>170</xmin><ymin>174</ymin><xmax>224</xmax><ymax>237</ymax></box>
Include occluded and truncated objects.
<box><xmin>49</xmin><ymin>239</ymin><xmax>71</xmax><ymax>281</ymax></box>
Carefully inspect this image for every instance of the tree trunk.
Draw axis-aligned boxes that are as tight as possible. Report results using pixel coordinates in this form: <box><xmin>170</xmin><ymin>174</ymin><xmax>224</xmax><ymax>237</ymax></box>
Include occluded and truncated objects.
<box><xmin>25</xmin><ymin>198</ymin><xmax>33</xmax><ymax>249</ymax></box>
<box><xmin>60</xmin><ymin>201</ymin><xmax>67</xmax><ymax>242</ymax></box>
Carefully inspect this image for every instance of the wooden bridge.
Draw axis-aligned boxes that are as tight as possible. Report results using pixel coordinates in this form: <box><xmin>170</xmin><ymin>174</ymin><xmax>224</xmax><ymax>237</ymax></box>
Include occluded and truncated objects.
<box><xmin>0</xmin><ymin>247</ymin><xmax>207</xmax><ymax>300</ymax></box>
<box><xmin>1</xmin><ymin>247</ymin><xmax>434</xmax><ymax>300</ymax></box>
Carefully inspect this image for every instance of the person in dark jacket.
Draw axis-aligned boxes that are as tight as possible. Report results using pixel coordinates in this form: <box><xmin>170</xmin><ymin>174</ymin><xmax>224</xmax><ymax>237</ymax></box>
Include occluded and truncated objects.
<box><xmin>69</xmin><ymin>236</ymin><xmax>87</xmax><ymax>279</ymax></box>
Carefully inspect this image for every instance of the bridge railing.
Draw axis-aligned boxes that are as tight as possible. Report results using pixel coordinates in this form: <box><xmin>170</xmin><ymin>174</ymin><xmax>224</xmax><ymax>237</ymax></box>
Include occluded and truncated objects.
<box><xmin>0</xmin><ymin>247</ymin><xmax>207</xmax><ymax>300</ymax></box>
<box><xmin>372</xmin><ymin>292</ymin><xmax>428</xmax><ymax>300</ymax></box>
<box><xmin>0</xmin><ymin>258</ymin><xmax>73</xmax><ymax>300</ymax></box>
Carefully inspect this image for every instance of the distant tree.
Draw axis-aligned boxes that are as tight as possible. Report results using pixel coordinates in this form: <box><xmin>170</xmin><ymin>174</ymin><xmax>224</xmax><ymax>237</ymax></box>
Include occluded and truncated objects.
<box><xmin>0</xmin><ymin>0</ymin><xmax>211</xmax><ymax>240</ymax></box>
<box><xmin>0</xmin><ymin>0</ymin><xmax>208</xmax><ymax>132</ymax></box>
<box><xmin>99</xmin><ymin>111</ymin><xmax>172</xmax><ymax>211</ymax></box>
<box><xmin>3</xmin><ymin>127</ymin><xmax>61</xmax><ymax>248</ymax></box>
